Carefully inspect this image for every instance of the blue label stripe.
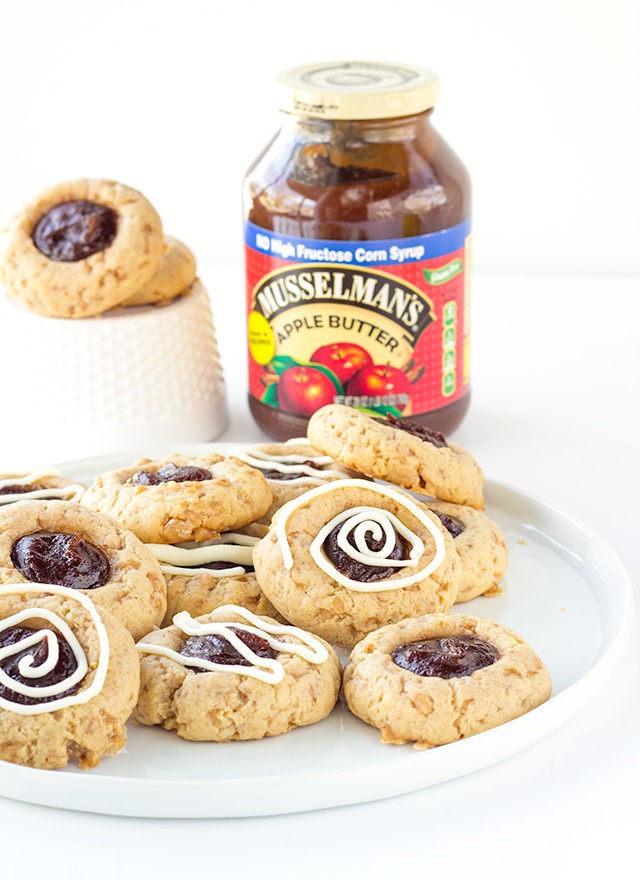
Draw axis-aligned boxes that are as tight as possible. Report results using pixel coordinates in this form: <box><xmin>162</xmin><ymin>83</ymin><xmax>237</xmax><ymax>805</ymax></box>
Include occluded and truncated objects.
<box><xmin>245</xmin><ymin>220</ymin><xmax>471</xmax><ymax>266</ymax></box>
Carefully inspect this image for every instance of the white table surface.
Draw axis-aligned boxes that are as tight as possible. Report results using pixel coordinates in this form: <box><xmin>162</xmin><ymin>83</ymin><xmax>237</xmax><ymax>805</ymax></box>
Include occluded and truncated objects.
<box><xmin>1</xmin><ymin>268</ymin><xmax>638</xmax><ymax>877</ymax></box>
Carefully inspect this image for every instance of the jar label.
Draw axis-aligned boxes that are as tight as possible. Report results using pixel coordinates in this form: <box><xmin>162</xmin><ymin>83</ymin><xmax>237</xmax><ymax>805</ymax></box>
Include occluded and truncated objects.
<box><xmin>245</xmin><ymin>220</ymin><xmax>471</xmax><ymax>419</ymax></box>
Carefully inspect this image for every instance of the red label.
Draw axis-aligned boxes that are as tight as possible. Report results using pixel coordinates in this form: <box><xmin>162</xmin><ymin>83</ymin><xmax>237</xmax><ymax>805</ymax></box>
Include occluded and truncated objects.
<box><xmin>245</xmin><ymin>223</ymin><xmax>470</xmax><ymax>420</ymax></box>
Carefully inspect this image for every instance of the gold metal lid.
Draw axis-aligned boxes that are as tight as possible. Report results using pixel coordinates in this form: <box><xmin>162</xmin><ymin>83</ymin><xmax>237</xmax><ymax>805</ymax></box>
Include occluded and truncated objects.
<box><xmin>277</xmin><ymin>61</ymin><xmax>439</xmax><ymax>120</ymax></box>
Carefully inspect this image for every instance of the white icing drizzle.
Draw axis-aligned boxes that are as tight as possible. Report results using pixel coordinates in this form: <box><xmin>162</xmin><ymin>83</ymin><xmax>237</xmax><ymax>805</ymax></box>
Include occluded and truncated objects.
<box><xmin>0</xmin><ymin>467</ymin><xmax>84</xmax><ymax>506</ymax></box>
<box><xmin>229</xmin><ymin>445</ymin><xmax>350</xmax><ymax>486</ymax></box>
<box><xmin>137</xmin><ymin>604</ymin><xmax>328</xmax><ymax>684</ymax></box>
<box><xmin>275</xmin><ymin>479</ymin><xmax>446</xmax><ymax>593</ymax></box>
<box><xmin>0</xmin><ymin>583</ymin><xmax>110</xmax><ymax>716</ymax></box>
<box><xmin>314</xmin><ymin>507</ymin><xmax>424</xmax><ymax>568</ymax></box>
<box><xmin>147</xmin><ymin>532</ymin><xmax>259</xmax><ymax>577</ymax></box>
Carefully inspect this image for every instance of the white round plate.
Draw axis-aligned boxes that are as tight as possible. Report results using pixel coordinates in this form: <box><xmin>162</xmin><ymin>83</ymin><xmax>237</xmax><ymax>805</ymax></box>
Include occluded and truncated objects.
<box><xmin>0</xmin><ymin>444</ymin><xmax>633</xmax><ymax>817</ymax></box>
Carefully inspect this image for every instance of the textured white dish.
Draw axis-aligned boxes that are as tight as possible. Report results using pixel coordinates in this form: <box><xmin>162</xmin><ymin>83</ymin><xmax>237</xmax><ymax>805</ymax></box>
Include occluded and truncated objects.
<box><xmin>0</xmin><ymin>287</ymin><xmax>228</xmax><ymax>465</ymax></box>
<box><xmin>0</xmin><ymin>444</ymin><xmax>633</xmax><ymax>817</ymax></box>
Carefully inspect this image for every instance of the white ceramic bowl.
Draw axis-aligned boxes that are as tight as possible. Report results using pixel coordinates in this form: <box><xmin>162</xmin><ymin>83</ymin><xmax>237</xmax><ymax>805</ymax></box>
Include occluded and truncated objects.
<box><xmin>0</xmin><ymin>281</ymin><xmax>228</xmax><ymax>463</ymax></box>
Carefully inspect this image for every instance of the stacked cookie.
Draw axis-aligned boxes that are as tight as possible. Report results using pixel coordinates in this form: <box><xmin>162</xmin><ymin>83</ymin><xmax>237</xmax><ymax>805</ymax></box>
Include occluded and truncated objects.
<box><xmin>0</xmin><ymin>178</ymin><xmax>227</xmax><ymax>460</ymax></box>
<box><xmin>0</xmin><ymin>417</ymin><xmax>551</xmax><ymax>769</ymax></box>
<box><xmin>0</xmin><ymin>178</ymin><xmax>197</xmax><ymax>318</ymax></box>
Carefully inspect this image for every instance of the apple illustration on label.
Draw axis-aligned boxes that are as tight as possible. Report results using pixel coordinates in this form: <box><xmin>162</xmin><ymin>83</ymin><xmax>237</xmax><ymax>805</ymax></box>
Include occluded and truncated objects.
<box><xmin>278</xmin><ymin>366</ymin><xmax>336</xmax><ymax>416</ymax></box>
<box><xmin>346</xmin><ymin>364</ymin><xmax>411</xmax><ymax>409</ymax></box>
<box><xmin>310</xmin><ymin>343</ymin><xmax>373</xmax><ymax>386</ymax></box>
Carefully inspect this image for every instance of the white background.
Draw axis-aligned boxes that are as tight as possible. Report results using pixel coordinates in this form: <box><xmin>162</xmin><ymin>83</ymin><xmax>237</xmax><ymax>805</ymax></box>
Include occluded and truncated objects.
<box><xmin>0</xmin><ymin>1</ymin><xmax>639</xmax><ymax>877</ymax></box>
<box><xmin>0</xmin><ymin>0</ymin><xmax>638</xmax><ymax>275</ymax></box>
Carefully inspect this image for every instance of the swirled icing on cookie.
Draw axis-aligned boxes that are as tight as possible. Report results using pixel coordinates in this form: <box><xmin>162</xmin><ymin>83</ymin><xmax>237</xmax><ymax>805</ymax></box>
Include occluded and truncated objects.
<box><xmin>229</xmin><ymin>444</ymin><xmax>351</xmax><ymax>486</ymax></box>
<box><xmin>276</xmin><ymin>479</ymin><xmax>446</xmax><ymax>592</ymax></box>
<box><xmin>0</xmin><ymin>468</ymin><xmax>84</xmax><ymax>506</ymax></box>
<box><xmin>0</xmin><ymin>583</ymin><xmax>110</xmax><ymax>715</ymax></box>
<box><xmin>137</xmin><ymin>604</ymin><xmax>328</xmax><ymax>684</ymax></box>
<box><xmin>146</xmin><ymin>533</ymin><xmax>259</xmax><ymax>577</ymax></box>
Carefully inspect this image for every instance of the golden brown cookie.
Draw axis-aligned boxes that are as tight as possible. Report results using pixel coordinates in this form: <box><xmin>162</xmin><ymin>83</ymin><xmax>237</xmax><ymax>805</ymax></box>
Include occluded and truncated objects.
<box><xmin>0</xmin><ymin>178</ymin><xmax>164</xmax><ymax>318</ymax></box>
<box><xmin>0</xmin><ymin>583</ymin><xmax>140</xmax><ymax>769</ymax></box>
<box><xmin>146</xmin><ymin>531</ymin><xmax>282</xmax><ymax>626</ymax></box>
<box><xmin>0</xmin><ymin>467</ymin><xmax>84</xmax><ymax>507</ymax></box>
<box><xmin>426</xmin><ymin>500</ymin><xmax>509</xmax><ymax>602</ymax></box>
<box><xmin>307</xmin><ymin>404</ymin><xmax>484</xmax><ymax>508</ymax></box>
<box><xmin>82</xmin><ymin>453</ymin><xmax>273</xmax><ymax>544</ymax></box>
<box><xmin>135</xmin><ymin>604</ymin><xmax>341</xmax><ymax>741</ymax></box>
<box><xmin>120</xmin><ymin>236</ymin><xmax>196</xmax><ymax>307</ymax></box>
<box><xmin>0</xmin><ymin>500</ymin><xmax>166</xmax><ymax>641</ymax></box>
<box><xmin>228</xmin><ymin>439</ymin><xmax>360</xmax><ymax>522</ymax></box>
<box><xmin>343</xmin><ymin>612</ymin><xmax>551</xmax><ymax>748</ymax></box>
<box><xmin>253</xmin><ymin>479</ymin><xmax>461</xmax><ymax>648</ymax></box>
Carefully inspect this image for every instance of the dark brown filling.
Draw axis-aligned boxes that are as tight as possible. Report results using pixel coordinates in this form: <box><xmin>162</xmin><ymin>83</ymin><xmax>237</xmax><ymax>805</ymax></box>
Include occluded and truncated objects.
<box><xmin>392</xmin><ymin>635</ymin><xmax>499</xmax><ymax>679</ymax></box>
<box><xmin>377</xmin><ymin>413</ymin><xmax>448</xmax><ymax>448</ymax></box>
<box><xmin>131</xmin><ymin>463</ymin><xmax>213</xmax><ymax>486</ymax></box>
<box><xmin>10</xmin><ymin>532</ymin><xmax>111</xmax><ymax>590</ymax></box>
<box><xmin>323</xmin><ymin>522</ymin><xmax>410</xmax><ymax>582</ymax></box>
<box><xmin>0</xmin><ymin>626</ymin><xmax>80</xmax><ymax>705</ymax></box>
<box><xmin>178</xmin><ymin>627</ymin><xmax>276</xmax><ymax>671</ymax></box>
<box><xmin>0</xmin><ymin>484</ymin><xmax>46</xmax><ymax>496</ymax></box>
<box><xmin>32</xmin><ymin>200</ymin><xmax>118</xmax><ymax>262</ymax></box>
<box><xmin>429</xmin><ymin>509</ymin><xmax>466</xmax><ymax>539</ymax></box>
<box><xmin>262</xmin><ymin>460</ymin><xmax>324</xmax><ymax>481</ymax></box>
<box><xmin>184</xmin><ymin>560</ymin><xmax>255</xmax><ymax>574</ymax></box>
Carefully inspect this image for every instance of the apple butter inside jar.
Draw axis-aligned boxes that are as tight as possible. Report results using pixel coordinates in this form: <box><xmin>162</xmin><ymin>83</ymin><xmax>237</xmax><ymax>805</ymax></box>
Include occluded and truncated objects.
<box><xmin>244</xmin><ymin>61</ymin><xmax>471</xmax><ymax>440</ymax></box>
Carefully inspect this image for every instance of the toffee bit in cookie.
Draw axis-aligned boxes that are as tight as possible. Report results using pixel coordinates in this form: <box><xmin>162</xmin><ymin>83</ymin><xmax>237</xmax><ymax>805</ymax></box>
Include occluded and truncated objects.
<box><xmin>262</xmin><ymin>460</ymin><xmax>325</xmax><ymax>481</ymax></box>
<box><xmin>0</xmin><ymin>484</ymin><xmax>46</xmax><ymax>496</ymax></box>
<box><xmin>429</xmin><ymin>509</ymin><xmax>465</xmax><ymax>539</ymax></box>
<box><xmin>323</xmin><ymin>522</ymin><xmax>410</xmax><ymax>582</ymax></box>
<box><xmin>178</xmin><ymin>628</ymin><xmax>277</xmax><ymax>671</ymax></box>
<box><xmin>131</xmin><ymin>463</ymin><xmax>213</xmax><ymax>486</ymax></box>
<box><xmin>0</xmin><ymin>626</ymin><xmax>80</xmax><ymax>706</ymax></box>
<box><xmin>10</xmin><ymin>531</ymin><xmax>111</xmax><ymax>590</ymax></box>
<box><xmin>391</xmin><ymin>635</ymin><xmax>499</xmax><ymax>679</ymax></box>
<box><xmin>377</xmin><ymin>413</ymin><xmax>448</xmax><ymax>449</ymax></box>
<box><xmin>32</xmin><ymin>200</ymin><xmax>118</xmax><ymax>262</ymax></box>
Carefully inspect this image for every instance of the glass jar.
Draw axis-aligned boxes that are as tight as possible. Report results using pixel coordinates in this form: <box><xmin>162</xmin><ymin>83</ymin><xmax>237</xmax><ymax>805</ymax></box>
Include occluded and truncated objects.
<box><xmin>244</xmin><ymin>61</ymin><xmax>471</xmax><ymax>440</ymax></box>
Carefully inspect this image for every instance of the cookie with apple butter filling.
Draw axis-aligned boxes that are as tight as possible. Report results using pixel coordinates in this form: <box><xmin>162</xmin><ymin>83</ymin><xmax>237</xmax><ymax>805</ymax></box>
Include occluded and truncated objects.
<box><xmin>82</xmin><ymin>453</ymin><xmax>273</xmax><ymax>544</ymax></box>
<box><xmin>343</xmin><ymin>612</ymin><xmax>551</xmax><ymax>747</ymax></box>
<box><xmin>253</xmin><ymin>479</ymin><xmax>461</xmax><ymax>649</ymax></box>
<box><xmin>0</xmin><ymin>467</ymin><xmax>85</xmax><ymax>507</ymax></box>
<box><xmin>229</xmin><ymin>439</ymin><xmax>360</xmax><ymax>523</ymax></box>
<box><xmin>0</xmin><ymin>500</ymin><xmax>166</xmax><ymax>640</ymax></box>
<box><xmin>0</xmin><ymin>178</ymin><xmax>164</xmax><ymax>318</ymax></box>
<box><xmin>145</xmin><ymin>528</ymin><xmax>283</xmax><ymax>626</ymax></box>
<box><xmin>427</xmin><ymin>500</ymin><xmax>509</xmax><ymax>603</ymax></box>
<box><xmin>135</xmin><ymin>605</ymin><xmax>341</xmax><ymax>741</ymax></box>
<box><xmin>0</xmin><ymin>583</ymin><xmax>140</xmax><ymax>769</ymax></box>
<box><xmin>307</xmin><ymin>404</ymin><xmax>484</xmax><ymax>509</ymax></box>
